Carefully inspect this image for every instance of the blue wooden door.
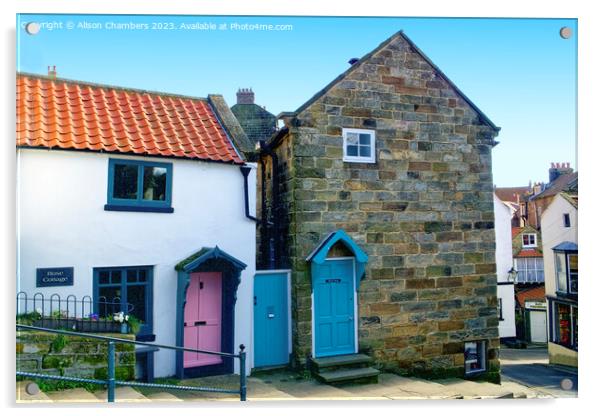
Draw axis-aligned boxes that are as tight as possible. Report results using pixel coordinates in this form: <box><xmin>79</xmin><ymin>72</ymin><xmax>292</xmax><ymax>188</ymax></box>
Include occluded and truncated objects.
<box><xmin>254</xmin><ymin>272</ymin><xmax>289</xmax><ymax>368</ymax></box>
<box><xmin>314</xmin><ymin>259</ymin><xmax>355</xmax><ymax>358</ymax></box>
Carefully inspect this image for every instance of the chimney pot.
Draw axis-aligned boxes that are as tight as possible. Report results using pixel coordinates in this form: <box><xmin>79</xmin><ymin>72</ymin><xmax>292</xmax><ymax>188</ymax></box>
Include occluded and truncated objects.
<box><xmin>236</xmin><ymin>88</ymin><xmax>255</xmax><ymax>104</ymax></box>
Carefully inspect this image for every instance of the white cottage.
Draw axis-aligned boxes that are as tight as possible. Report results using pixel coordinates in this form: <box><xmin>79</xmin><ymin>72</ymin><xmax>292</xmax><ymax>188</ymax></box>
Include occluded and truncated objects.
<box><xmin>541</xmin><ymin>190</ymin><xmax>578</xmax><ymax>367</ymax></box>
<box><xmin>16</xmin><ymin>73</ymin><xmax>257</xmax><ymax>378</ymax></box>
<box><xmin>493</xmin><ymin>194</ymin><xmax>516</xmax><ymax>339</ymax></box>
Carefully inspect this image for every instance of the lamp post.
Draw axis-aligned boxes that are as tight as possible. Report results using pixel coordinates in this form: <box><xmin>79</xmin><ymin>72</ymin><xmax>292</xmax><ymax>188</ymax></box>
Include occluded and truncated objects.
<box><xmin>507</xmin><ymin>267</ymin><xmax>518</xmax><ymax>283</ymax></box>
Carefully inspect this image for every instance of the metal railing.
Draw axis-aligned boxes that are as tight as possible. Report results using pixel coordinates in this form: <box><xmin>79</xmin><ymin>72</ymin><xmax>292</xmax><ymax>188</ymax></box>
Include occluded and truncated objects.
<box><xmin>17</xmin><ymin>291</ymin><xmax>134</xmax><ymax>319</ymax></box>
<box><xmin>16</xmin><ymin>324</ymin><xmax>247</xmax><ymax>402</ymax></box>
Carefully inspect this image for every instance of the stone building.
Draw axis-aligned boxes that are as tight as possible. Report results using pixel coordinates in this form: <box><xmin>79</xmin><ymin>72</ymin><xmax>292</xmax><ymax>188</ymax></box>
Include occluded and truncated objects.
<box><xmin>256</xmin><ymin>31</ymin><xmax>501</xmax><ymax>382</ymax></box>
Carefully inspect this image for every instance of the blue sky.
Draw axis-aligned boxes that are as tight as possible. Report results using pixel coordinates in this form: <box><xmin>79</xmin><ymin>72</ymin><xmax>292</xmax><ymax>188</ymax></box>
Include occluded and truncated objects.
<box><xmin>16</xmin><ymin>14</ymin><xmax>577</xmax><ymax>187</ymax></box>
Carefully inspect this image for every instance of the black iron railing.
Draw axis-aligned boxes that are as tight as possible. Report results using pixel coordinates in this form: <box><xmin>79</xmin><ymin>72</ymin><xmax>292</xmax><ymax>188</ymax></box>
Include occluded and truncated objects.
<box><xmin>16</xmin><ymin>292</ymin><xmax>136</xmax><ymax>333</ymax></box>
<box><xmin>16</xmin><ymin>324</ymin><xmax>247</xmax><ymax>402</ymax></box>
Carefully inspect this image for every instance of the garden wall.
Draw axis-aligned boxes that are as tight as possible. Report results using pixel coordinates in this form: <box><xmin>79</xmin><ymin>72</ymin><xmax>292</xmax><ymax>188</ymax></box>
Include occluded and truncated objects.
<box><xmin>16</xmin><ymin>330</ymin><xmax>136</xmax><ymax>381</ymax></box>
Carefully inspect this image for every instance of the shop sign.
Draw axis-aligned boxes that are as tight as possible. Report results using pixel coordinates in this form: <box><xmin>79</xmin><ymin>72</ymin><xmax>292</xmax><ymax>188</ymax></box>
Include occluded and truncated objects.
<box><xmin>525</xmin><ymin>301</ymin><xmax>547</xmax><ymax>310</ymax></box>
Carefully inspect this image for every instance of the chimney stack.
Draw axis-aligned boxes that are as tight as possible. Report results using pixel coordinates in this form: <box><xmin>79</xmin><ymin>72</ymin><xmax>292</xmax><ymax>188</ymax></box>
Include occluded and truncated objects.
<box><xmin>236</xmin><ymin>88</ymin><xmax>255</xmax><ymax>105</ymax></box>
<box><xmin>48</xmin><ymin>66</ymin><xmax>57</xmax><ymax>80</ymax></box>
<box><xmin>549</xmin><ymin>162</ymin><xmax>573</xmax><ymax>183</ymax></box>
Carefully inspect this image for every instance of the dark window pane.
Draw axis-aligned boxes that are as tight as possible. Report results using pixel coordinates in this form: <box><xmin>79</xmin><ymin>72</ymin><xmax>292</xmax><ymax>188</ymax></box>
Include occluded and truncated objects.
<box><xmin>99</xmin><ymin>271</ymin><xmax>110</xmax><ymax>285</ymax></box>
<box><xmin>143</xmin><ymin>166</ymin><xmax>167</xmax><ymax>201</ymax></box>
<box><xmin>127</xmin><ymin>285</ymin><xmax>146</xmax><ymax>323</ymax></box>
<box><xmin>138</xmin><ymin>269</ymin><xmax>147</xmax><ymax>282</ymax></box>
<box><xmin>99</xmin><ymin>287</ymin><xmax>121</xmax><ymax>317</ymax></box>
<box><xmin>111</xmin><ymin>270</ymin><xmax>122</xmax><ymax>284</ymax></box>
<box><xmin>359</xmin><ymin>146</ymin><xmax>371</xmax><ymax>157</ymax></box>
<box><xmin>113</xmin><ymin>164</ymin><xmax>138</xmax><ymax>200</ymax></box>
<box><xmin>127</xmin><ymin>269</ymin><xmax>137</xmax><ymax>283</ymax></box>
<box><xmin>346</xmin><ymin>145</ymin><xmax>358</xmax><ymax>156</ymax></box>
<box><xmin>359</xmin><ymin>133</ymin><xmax>371</xmax><ymax>145</ymax></box>
<box><xmin>569</xmin><ymin>254</ymin><xmax>578</xmax><ymax>292</ymax></box>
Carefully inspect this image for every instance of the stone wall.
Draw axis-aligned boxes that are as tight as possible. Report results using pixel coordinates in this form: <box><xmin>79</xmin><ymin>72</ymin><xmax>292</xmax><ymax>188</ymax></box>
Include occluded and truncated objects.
<box><xmin>258</xmin><ymin>33</ymin><xmax>500</xmax><ymax>381</ymax></box>
<box><xmin>16</xmin><ymin>330</ymin><xmax>136</xmax><ymax>382</ymax></box>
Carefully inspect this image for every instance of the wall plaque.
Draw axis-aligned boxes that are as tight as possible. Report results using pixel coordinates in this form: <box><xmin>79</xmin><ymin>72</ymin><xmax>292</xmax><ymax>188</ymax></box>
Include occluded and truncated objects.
<box><xmin>36</xmin><ymin>267</ymin><xmax>74</xmax><ymax>287</ymax></box>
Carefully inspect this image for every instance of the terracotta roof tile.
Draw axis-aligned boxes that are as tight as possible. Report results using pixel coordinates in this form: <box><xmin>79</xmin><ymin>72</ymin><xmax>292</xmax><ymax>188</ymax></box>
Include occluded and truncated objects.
<box><xmin>16</xmin><ymin>74</ymin><xmax>243</xmax><ymax>164</ymax></box>
<box><xmin>516</xmin><ymin>285</ymin><xmax>546</xmax><ymax>308</ymax></box>
<box><xmin>516</xmin><ymin>249</ymin><xmax>542</xmax><ymax>258</ymax></box>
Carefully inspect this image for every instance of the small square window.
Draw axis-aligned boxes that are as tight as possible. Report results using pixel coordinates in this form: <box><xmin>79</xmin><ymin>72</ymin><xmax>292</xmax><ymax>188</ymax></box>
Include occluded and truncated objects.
<box><xmin>522</xmin><ymin>233</ymin><xmax>537</xmax><ymax>248</ymax></box>
<box><xmin>464</xmin><ymin>340</ymin><xmax>487</xmax><ymax>375</ymax></box>
<box><xmin>342</xmin><ymin>128</ymin><xmax>375</xmax><ymax>163</ymax></box>
<box><xmin>106</xmin><ymin>159</ymin><xmax>173</xmax><ymax>213</ymax></box>
<box><xmin>563</xmin><ymin>213</ymin><xmax>571</xmax><ymax>228</ymax></box>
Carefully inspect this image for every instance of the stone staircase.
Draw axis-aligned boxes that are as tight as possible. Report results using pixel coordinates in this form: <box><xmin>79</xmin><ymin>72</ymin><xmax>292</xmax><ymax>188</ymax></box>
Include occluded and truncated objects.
<box><xmin>16</xmin><ymin>373</ymin><xmax>553</xmax><ymax>403</ymax></box>
<box><xmin>309</xmin><ymin>353</ymin><xmax>380</xmax><ymax>385</ymax></box>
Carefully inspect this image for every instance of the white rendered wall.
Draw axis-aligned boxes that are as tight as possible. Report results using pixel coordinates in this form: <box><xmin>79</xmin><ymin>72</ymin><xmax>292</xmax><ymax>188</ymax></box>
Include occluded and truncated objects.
<box><xmin>494</xmin><ymin>194</ymin><xmax>516</xmax><ymax>338</ymax></box>
<box><xmin>541</xmin><ymin>195</ymin><xmax>577</xmax><ymax>297</ymax></box>
<box><xmin>494</xmin><ymin>194</ymin><xmax>514</xmax><ymax>283</ymax></box>
<box><xmin>17</xmin><ymin>149</ymin><xmax>256</xmax><ymax>377</ymax></box>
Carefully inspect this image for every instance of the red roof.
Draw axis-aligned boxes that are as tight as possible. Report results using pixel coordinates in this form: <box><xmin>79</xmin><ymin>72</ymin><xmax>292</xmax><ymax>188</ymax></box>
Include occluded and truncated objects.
<box><xmin>516</xmin><ymin>285</ymin><xmax>546</xmax><ymax>308</ymax></box>
<box><xmin>512</xmin><ymin>227</ymin><xmax>523</xmax><ymax>238</ymax></box>
<box><xmin>516</xmin><ymin>249</ymin><xmax>542</xmax><ymax>258</ymax></box>
<box><xmin>16</xmin><ymin>74</ymin><xmax>243</xmax><ymax>164</ymax></box>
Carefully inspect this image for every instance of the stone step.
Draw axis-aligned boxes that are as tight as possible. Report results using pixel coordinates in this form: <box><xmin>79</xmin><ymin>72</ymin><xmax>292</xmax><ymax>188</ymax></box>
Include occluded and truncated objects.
<box><xmin>94</xmin><ymin>386</ymin><xmax>152</xmax><ymax>402</ymax></box>
<box><xmin>500</xmin><ymin>380</ymin><xmax>554</xmax><ymax>399</ymax></box>
<box><xmin>143</xmin><ymin>391</ymin><xmax>184</xmax><ymax>402</ymax></box>
<box><xmin>437</xmin><ymin>379</ymin><xmax>515</xmax><ymax>399</ymax></box>
<box><xmin>379</xmin><ymin>376</ymin><xmax>463</xmax><ymax>399</ymax></box>
<box><xmin>16</xmin><ymin>381</ymin><xmax>53</xmax><ymax>403</ymax></box>
<box><xmin>310</xmin><ymin>354</ymin><xmax>373</xmax><ymax>372</ymax></box>
<box><xmin>315</xmin><ymin>367</ymin><xmax>380</xmax><ymax>385</ymax></box>
<box><xmin>46</xmin><ymin>388</ymin><xmax>103</xmax><ymax>403</ymax></box>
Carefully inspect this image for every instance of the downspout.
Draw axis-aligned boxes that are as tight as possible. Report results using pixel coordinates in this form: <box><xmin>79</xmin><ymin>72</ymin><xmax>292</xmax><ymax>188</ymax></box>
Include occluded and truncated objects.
<box><xmin>259</xmin><ymin>158</ymin><xmax>269</xmax><ymax>269</ymax></box>
<box><xmin>240</xmin><ymin>165</ymin><xmax>259</xmax><ymax>222</ymax></box>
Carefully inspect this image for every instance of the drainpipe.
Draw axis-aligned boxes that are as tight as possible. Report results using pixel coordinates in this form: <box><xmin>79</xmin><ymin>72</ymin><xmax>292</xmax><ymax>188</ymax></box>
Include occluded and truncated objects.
<box><xmin>239</xmin><ymin>165</ymin><xmax>259</xmax><ymax>223</ymax></box>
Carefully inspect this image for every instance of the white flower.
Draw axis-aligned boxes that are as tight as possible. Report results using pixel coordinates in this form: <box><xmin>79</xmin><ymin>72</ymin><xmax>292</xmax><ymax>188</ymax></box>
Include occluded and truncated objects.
<box><xmin>125</xmin><ymin>315</ymin><xmax>129</xmax><ymax>322</ymax></box>
<box><xmin>35</xmin><ymin>308</ymin><xmax>43</xmax><ymax>315</ymax></box>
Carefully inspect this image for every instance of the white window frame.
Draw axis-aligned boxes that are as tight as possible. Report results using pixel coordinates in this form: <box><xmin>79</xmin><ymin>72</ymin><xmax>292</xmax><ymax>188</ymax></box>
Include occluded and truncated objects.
<box><xmin>342</xmin><ymin>128</ymin><xmax>376</xmax><ymax>163</ymax></box>
<box><xmin>522</xmin><ymin>233</ymin><xmax>537</xmax><ymax>248</ymax></box>
<box><xmin>464</xmin><ymin>340</ymin><xmax>487</xmax><ymax>375</ymax></box>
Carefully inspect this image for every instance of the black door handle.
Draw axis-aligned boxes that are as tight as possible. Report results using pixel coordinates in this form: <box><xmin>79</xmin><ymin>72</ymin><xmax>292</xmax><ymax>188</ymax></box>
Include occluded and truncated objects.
<box><xmin>194</xmin><ymin>321</ymin><xmax>207</xmax><ymax>326</ymax></box>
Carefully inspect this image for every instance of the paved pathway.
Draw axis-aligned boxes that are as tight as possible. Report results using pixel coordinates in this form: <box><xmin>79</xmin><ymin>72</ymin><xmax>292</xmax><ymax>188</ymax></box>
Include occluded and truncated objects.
<box><xmin>17</xmin><ymin>370</ymin><xmax>551</xmax><ymax>403</ymax></box>
<box><xmin>500</xmin><ymin>346</ymin><xmax>577</xmax><ymax>398</ymax></box>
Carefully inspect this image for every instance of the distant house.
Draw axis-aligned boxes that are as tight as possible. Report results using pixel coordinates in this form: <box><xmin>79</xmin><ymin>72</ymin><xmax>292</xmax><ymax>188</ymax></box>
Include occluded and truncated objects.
<box><xmin>511</xmin><ymin>226</ymin><xmax>544</xmax><ymax>285</ymax></box>
<box><xmin>526</xmin><ymin>163</ymin><xmax>577</xmax><ymax>230</ymax></box>
<box><xmin>16</xmin><ymin>73</ymin><xmax>257</xmax><ymax>379</ymax></box>
<box><xmin>493</xmin><ymin>194</ymin><xmax>516</xmax><ymax>340</ymax></box>
<box><xmin>494</xmin><ymin>186</ymin><xmax>529</xmax><ymax>228</ymax></box>
<box><xmin>255</xmin><ymin>31</ymin><xmax>501</xmax><ymax>382</ymax></box>
<box><xmin>231</xmin><ymin>88</ymin><xmax>277</xmax><ymax>143</ymax></box>
<box><xmin>541</xmin><ymin>191</ymin><xmax>578</xmax><ymax>367</ymax></box>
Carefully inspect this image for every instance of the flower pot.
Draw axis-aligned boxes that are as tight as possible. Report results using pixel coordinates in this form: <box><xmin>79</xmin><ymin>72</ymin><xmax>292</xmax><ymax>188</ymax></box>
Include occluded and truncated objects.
<box><xmin>120</xmin><ymin>323</ymin><xmax>129</xmax><ymax>334</ymax></box>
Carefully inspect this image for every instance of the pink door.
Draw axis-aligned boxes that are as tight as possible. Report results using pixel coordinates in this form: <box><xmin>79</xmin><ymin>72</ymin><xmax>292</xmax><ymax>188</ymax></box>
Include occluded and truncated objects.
<box><xmin>183</xmin><ymin>272</ymin><xmax>223</xmax><ymax>368</ymax></box>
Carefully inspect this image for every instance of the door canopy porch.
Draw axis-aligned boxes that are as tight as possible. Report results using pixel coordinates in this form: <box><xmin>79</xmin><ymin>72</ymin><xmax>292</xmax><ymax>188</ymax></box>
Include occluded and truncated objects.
<box><xmin>306</xmin><ymin>229</ymin><xmax>368</xmax><ymax>291</ymax></box>
<box><xmin>174</xmin><ymin>246</ymin><xmax>246</xmax><ymax>378</ymax></box>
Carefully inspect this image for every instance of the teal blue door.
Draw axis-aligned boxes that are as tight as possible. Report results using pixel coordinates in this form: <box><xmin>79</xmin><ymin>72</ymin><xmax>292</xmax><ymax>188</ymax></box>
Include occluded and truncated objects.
<box><xmin>254</xmin><ymin>272</ymin><xmax>289</xmax><ymax>368</ymax></box>
<box><xmin>314</xmin><ymin>259</ymin><xmax>355</xmax><ymax>358</ymax></box>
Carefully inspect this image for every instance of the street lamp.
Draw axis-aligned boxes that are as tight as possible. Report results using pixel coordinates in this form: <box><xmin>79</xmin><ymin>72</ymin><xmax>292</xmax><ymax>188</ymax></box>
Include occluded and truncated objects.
<box><xmin>507</xmin><ymin>267</ymin><xmax>518</xmax><ymax>283</ymax></box>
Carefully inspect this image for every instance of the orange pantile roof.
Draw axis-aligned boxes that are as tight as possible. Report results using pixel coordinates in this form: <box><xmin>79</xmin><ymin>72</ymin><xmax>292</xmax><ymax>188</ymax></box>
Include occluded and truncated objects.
<box><xmin>16</xmin><ymin>74</ymin><xmax>243</xmax><ymax>164</ymax></box>
<box><xmin>516</xmin><ymin>285</ymin><xmax>546</xmax><ymax>308</ymax></box>
<box><xmin>512</xmin><ymin>227</ymin><xmax>523</xmax><ymax>239</ymax></box>
<box><xmin>516</xmin><ymin>249</ymin><xmax>542</xmax><ymax>258</ymax></box>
